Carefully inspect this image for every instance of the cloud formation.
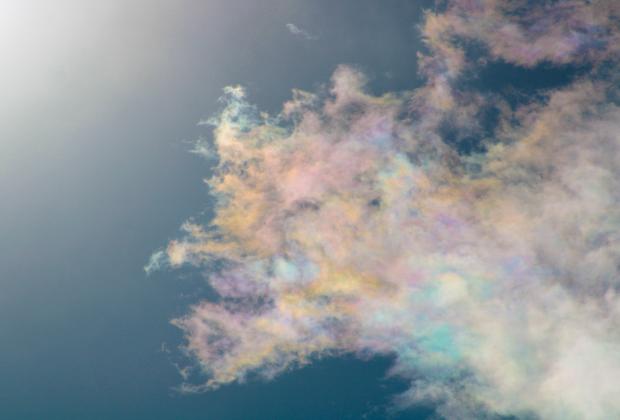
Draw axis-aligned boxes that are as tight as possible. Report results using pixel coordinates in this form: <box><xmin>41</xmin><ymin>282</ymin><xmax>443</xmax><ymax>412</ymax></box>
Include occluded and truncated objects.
<box><xmin>285</xmin><ymin>23</ymin><xmax>319</xmax><ymax>40</ymax></box>
<box><xmin>154</xmin><ymin>1</ymin><xmax>620</xmax><ymax>418</ymax></box>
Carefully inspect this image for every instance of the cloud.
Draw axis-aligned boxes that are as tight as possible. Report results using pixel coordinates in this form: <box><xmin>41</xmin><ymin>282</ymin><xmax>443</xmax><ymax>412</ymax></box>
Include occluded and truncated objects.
<box><xmin>154</xmin><ymin>1</ymin><xmax>620</xmax><ymax>418</ymax></box>
<box><xmin>420</xmin><ymin>0</ymin><xmax>620</xmax><ymax>69</ymax></box>
<box><xmin>285</xmin><ymin>23</ymin><xmax>318</xmax><ymax>40</ymax></box>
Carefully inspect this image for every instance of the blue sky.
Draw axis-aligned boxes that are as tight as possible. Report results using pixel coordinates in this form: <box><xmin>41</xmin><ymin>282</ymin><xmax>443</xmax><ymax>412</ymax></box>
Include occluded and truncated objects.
<box><xmin>1</xmin><ymin>1</ymin><xmax>434</xmax><ymax>418</ymax></box>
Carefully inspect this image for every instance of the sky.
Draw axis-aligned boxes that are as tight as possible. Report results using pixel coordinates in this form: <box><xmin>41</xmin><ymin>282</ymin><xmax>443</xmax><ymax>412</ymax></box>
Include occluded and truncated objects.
<box><xmin>2</xmin><ymin>1</ymin><xmax>620</xmax><ymax>419</ymax></box>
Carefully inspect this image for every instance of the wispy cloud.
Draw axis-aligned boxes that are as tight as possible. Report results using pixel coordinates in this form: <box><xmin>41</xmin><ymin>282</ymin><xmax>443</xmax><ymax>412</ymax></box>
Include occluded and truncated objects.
<box><xmin>285</xmin><ymin>23</ymin><xmax>318</xmax><ymax>40</ymax></box>
<box><xmin>154</xmin><ymin>1</ymin><xmax>620</xmax><ymax>418</ymax></box>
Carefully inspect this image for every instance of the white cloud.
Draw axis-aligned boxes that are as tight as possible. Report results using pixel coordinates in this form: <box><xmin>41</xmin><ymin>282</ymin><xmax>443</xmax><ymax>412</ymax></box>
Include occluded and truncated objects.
<box><xmin>285</xmin><ymin>23</ymin><xmax>318</xmax><ymax>40</ymax></box>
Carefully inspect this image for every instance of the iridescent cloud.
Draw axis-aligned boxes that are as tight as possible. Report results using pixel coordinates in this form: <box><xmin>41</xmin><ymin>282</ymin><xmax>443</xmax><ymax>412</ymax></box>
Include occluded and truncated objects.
<box><xmin>152</xmin><ymin>1</ymin><xmax>620</xmax><ymax>418</ymax></box>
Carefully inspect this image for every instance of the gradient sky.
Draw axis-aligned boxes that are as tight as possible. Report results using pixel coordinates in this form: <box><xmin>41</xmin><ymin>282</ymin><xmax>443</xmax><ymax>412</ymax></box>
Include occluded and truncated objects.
<box><xmin>3</xmin><ymin>1</ymin><xmax>619</xmax><ymax>419</ymax></box>
<box><xmin>1</xmin><ymin>1</ymin><xmax>435</xmax><ymax>418</ymax></box>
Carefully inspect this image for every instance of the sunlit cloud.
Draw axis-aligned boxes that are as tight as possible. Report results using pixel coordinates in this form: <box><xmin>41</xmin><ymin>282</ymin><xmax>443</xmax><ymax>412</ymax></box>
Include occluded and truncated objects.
<box><xmin>154</xmin><ymin>1</ymin><xmax>620</xmax><ymax>418</ymax></box>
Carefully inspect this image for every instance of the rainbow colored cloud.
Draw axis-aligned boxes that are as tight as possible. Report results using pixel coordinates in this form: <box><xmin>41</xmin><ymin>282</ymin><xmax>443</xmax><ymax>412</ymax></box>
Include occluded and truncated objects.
<box><xmin>150</xmin><ymin>1</ymin><xmax>620</xmax><ymax>418</ymax></box>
